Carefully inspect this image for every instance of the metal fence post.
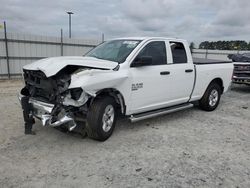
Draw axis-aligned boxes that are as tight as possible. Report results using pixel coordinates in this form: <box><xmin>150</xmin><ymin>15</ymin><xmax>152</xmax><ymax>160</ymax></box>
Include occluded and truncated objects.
<box><xmin>60</xmin><ymin>29</ymin><xmax>63</xmax><ymax>56</ymax></box>
<box><xmin>4</xmin><ymin>21</ymin><xmax>10</xmax><ymax>79</ymax></box>
<box><xmin>205</xmin><ymin>49</ymin><xmax>208</xmax><ymax>59</ymax></box>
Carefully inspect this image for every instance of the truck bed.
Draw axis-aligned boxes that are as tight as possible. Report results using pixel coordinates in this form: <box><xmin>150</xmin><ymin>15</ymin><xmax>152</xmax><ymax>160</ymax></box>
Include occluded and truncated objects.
<box><xmin>193</xmin><ymin>58</ymin><xmax>232</xmax><ymax>65</ymax></box>
<box><xmin>190</xmin><ymin>58</ymin><xmax>233</xmax><ymax>102</ymax></box>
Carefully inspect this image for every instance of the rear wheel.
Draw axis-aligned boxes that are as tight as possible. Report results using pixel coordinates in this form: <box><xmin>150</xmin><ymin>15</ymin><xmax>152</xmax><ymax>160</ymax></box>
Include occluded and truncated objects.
<box><xmin>199</xmin><ymin>82</ymin><xmax>222</xmax><ymax>111</ymax></box>
<box><xmin>86</xmin><ymin>97</ymin><xmax>117</xmax><ymax>141</ymax></box>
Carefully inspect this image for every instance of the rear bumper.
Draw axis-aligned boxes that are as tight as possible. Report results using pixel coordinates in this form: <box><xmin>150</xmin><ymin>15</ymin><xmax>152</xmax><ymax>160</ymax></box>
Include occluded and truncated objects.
<box><xmin>18</xmin><ymin>93</ymin><xmax>77</xmax><ymax>130</ymax></box>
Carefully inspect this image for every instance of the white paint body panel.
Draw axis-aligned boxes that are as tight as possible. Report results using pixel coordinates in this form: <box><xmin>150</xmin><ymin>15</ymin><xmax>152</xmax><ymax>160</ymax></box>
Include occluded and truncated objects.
<box><xmin>190</xmin><ymin>64</ymin><xmax>233</xmax><ymax>101</ymax></box>
<box><xmin>23</xmin><ymin>37</ymin><xmax>233</xmax><ymax>115</ymax></box>
<box><xmin>128</xmin><ymin>63</ymin><xmax>195</xmax><ymax>114</ymax></box>
<box><xmin>69</xmin><ymin>69</ymin><xmax>129</xmax><ymax>98</ymax></box>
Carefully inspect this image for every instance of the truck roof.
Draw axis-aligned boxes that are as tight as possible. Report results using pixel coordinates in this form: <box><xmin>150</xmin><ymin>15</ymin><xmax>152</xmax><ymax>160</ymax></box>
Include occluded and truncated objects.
<box><xmin>113</xmin><ymin>37</ymin><xmax>184</xmax><ymax>42</ymax></box>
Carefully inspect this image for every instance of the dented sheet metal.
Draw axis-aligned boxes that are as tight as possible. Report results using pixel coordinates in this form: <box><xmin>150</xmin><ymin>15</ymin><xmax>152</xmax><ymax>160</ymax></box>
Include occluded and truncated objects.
<box><xmin>23</xmin><ymin>56</ymin><xmax>118</xmax><ymax>77</ymax></box>
<box><xmin>69</xmin><ymin>69</ymin><xmax>128</xmax><ymax>96</ymax></box>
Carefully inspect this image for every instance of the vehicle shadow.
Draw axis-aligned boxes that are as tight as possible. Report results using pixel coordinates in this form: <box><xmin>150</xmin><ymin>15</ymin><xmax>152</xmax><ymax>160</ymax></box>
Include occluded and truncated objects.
<box><xmin>115</xmin><ymin>107</ymin><xmax>198</xmax><ymax>133</ymax></box>
<box><xmin>231</xmin><ymin>84</ymin><xmax>250</xmax><ymax>93</ymax></box>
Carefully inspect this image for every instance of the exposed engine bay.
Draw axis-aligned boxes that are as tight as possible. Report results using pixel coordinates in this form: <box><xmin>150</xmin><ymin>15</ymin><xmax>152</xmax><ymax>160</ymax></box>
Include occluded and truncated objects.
<box><xmin>23</xmin><ymin>66</ymin><xmax>89</xmax><ymax>104</ymax></box>
<box><xmin>23</xmin><ymin>69</ymin><xmax>70</xmax><ymax>103</ymax></box>
<box><xmin>20</xmin><ymin>66</ymin><xmax>92</xmax><ymax>135</ymax></box>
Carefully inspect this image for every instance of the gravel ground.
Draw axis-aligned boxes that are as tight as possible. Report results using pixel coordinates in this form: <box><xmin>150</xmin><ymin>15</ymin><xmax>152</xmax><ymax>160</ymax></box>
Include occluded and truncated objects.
<box><xmin>0</xmin><ymin>80</ymin><xmax>249</xmax><ymax>188</ymax></box>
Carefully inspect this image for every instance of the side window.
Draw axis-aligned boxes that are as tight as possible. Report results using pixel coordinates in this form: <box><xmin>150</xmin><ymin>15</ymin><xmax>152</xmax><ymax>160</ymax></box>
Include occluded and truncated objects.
<box><xmin>170</xmin><ymin>42</ymin><xmax>187</xmax><ymax>64</ymax></box>
<box><xmin>136</xmin><ymin>41</ymin><xmax>167</xmax><ymax>65</ymax></box>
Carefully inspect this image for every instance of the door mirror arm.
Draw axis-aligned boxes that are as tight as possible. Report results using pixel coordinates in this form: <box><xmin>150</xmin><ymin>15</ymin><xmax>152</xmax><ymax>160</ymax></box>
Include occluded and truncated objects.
<box><xmin>131</xmin><ymin>56</ymin><xmax>153</xmax><ymax>67</ymax></box>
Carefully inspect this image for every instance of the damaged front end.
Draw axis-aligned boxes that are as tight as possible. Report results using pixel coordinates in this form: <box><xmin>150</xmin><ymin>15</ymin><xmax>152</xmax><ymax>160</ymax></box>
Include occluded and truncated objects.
<box><xmin>19</xmin><ymin>68</ymin><xmax>90</xmax><ymax>134</ymax></box>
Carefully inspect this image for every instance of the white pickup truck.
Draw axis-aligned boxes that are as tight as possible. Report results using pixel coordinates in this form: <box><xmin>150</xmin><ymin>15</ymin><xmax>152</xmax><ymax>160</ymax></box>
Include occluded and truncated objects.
<box><xmin>19</xmin><ymin>37</ymin><xmax>233</xmax><ymax>141</ymax></box>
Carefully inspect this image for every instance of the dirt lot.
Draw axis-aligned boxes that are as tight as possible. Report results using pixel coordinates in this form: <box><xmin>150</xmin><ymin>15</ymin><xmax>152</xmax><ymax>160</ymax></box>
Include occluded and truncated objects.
<box><xmin>0</xmin><ymin>80</ymin><xmax>249</xmax><ymax>188</ymax></box>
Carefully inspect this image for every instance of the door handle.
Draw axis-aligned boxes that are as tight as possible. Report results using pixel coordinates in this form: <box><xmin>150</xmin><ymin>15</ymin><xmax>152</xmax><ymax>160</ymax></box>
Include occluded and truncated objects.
<box><xmin>185</xmin><ymin>69</ymin><xmax>193</xmax><ymax>73</ymax></box>
<box><xmin>160</xmin><ymin>71</ymin><xmax>170</xmax><ymax>75</ymax></box>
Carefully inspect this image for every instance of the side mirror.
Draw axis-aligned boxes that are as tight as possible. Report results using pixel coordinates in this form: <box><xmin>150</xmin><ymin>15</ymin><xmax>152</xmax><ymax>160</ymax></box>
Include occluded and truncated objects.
<box><xmin>131</xmin><ymin>56</ymin><xmax>153</xmax><ymax>67</ymax></box>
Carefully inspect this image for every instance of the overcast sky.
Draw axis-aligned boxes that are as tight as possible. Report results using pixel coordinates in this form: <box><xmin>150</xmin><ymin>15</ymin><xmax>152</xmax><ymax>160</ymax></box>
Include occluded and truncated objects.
<box><xmin>1</xmin><ymin>0</ymin><xmax>250</xmax><ymax>45</ymax></box>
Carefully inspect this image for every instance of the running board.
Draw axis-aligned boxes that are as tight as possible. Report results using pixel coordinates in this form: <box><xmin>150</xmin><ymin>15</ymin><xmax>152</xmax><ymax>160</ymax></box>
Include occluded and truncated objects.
<box><xmin>129</xmin><ymin>103</ymin><xmax>193</xmax><ymax>123</ymax></box>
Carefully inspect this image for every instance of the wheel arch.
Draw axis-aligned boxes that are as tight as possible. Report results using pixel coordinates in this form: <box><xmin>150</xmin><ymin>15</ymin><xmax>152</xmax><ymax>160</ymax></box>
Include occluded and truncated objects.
<box><xmin>199</xmin><ymin>77</ymin><xmax>224</xmax><ymax>101</ymax></box>
<box><xmin>199</xmin><ymin>77</ymin><xmax>223</xmax><ymax>111</ymax></box>
<box><xmin>209</xmin><ymin>78</ymin><xmax>224</xmax><ymax>94</ymax></box>
<box><xmin>92</xmin><ymin>88</ymin><xmax>126</xmax><ymax>115</ymax></box>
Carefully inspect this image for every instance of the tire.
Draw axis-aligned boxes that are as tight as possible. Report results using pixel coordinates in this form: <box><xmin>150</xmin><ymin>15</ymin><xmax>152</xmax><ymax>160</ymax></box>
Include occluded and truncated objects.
<box><xmin>199</xmin><ymin>82</ymin><xmax>222</xmax><ymax>111</ymax></box>
<box><xmin>86</xmin><ymin>96</ymin><xmax>117</xmax><ymax>141</ymax></box>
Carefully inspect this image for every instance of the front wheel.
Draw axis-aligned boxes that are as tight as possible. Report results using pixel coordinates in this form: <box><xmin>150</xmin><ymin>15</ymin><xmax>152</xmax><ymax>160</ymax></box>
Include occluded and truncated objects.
<box><xmin>199</xmin><ymin>82</ymin><xmax>222</xmax><ymax>111</ymax></box>
<box><xmin>86</xmin><ymin>97</ymin><xmax>117</xmax><ymax>141</ymax></box>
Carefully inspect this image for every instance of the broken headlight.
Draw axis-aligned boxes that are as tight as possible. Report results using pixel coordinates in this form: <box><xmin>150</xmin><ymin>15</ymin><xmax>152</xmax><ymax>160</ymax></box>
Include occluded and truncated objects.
<box><xmin>70</xmin><ymin>88</ymin><xmax>82</xmax><ymax>100</ymax></box>
<box><xmin>62</xmin><ymin>88</ymin><xmax>89</xmax><ymax>107</ymax></box>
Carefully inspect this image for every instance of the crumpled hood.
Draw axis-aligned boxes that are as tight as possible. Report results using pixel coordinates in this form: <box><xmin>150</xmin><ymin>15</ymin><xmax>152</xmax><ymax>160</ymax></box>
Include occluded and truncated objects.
<box><xmin>23</xmin><ymin>56</ymin><xmax>118</xmax><ymax>77</ymax></box>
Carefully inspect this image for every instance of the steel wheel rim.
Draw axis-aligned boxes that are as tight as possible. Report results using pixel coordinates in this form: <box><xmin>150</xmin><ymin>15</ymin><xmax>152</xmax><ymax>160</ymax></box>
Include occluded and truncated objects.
<box><xmin>209</xmin><ymin>89</ymin><xmax>219</xmax><ymax>107</ymax></box>
<box><xmin>102</xmin><ymin>105</ymin><xmax>114</xmax><ymax>132</ymax></box>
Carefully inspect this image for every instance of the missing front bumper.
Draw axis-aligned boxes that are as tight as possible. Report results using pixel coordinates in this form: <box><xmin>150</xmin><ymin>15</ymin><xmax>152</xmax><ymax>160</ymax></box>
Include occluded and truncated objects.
<box><xmin>18</xmin><ymin>92</ymin><xmax>77</xmax><ymax>131</ymax></box>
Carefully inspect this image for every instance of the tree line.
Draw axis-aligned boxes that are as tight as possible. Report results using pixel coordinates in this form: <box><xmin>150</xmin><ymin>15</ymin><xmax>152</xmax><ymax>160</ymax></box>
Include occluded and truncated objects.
<box><xmin>198</xmin><ymin>41</ymin><xmax>250</xmax><ymax>50</ymax></box>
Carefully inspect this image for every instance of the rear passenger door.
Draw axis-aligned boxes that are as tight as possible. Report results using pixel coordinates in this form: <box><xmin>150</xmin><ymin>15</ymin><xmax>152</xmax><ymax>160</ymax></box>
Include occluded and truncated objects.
<box><xmin>164</xmin><ymin>41</ymin><xmax>195</xmax><ymax>104</ymax></box>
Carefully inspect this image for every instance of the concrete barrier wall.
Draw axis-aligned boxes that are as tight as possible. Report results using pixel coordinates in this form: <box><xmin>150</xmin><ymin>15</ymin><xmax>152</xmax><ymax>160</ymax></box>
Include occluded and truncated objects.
<box><xmin>192</xmin><ymin>49</ymin><xmax>250</xmax><ymax>61</ymax></box>
<box><xmin>0</xmin><ymin>32</ymin><xmax>101</xmax><ymax>78</ymax></box>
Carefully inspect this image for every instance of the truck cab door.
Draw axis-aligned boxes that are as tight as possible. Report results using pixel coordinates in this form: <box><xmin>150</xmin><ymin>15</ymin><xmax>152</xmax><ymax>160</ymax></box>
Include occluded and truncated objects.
<box><xmin>129</xmin><ymin>41</ymin><xmax>171</xmax><ymax>114</ymax></box>
<box><xmin>163</xmin><ymin>41</ymin><xmax>195</xmax><ymax>104</ymax></box>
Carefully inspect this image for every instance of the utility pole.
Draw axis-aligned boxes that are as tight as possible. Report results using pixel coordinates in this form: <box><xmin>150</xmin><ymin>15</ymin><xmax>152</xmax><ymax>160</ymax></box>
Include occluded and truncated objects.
<box><xmin>67</xmin><ymin>11</ymin><xmax>74</xmax><ymax>38</ymax></box>
<box><xmin>102</xmin><ymin>33</ymin><xmax>105</xmax><ymax>42</ymax></box>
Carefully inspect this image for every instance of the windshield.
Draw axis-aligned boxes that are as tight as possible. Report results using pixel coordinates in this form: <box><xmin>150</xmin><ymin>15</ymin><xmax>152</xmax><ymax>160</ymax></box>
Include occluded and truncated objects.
<box><xmin>85</xmin><ymin>40</ymin><xmax>141</xmax><ymax>63</ymax></box>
